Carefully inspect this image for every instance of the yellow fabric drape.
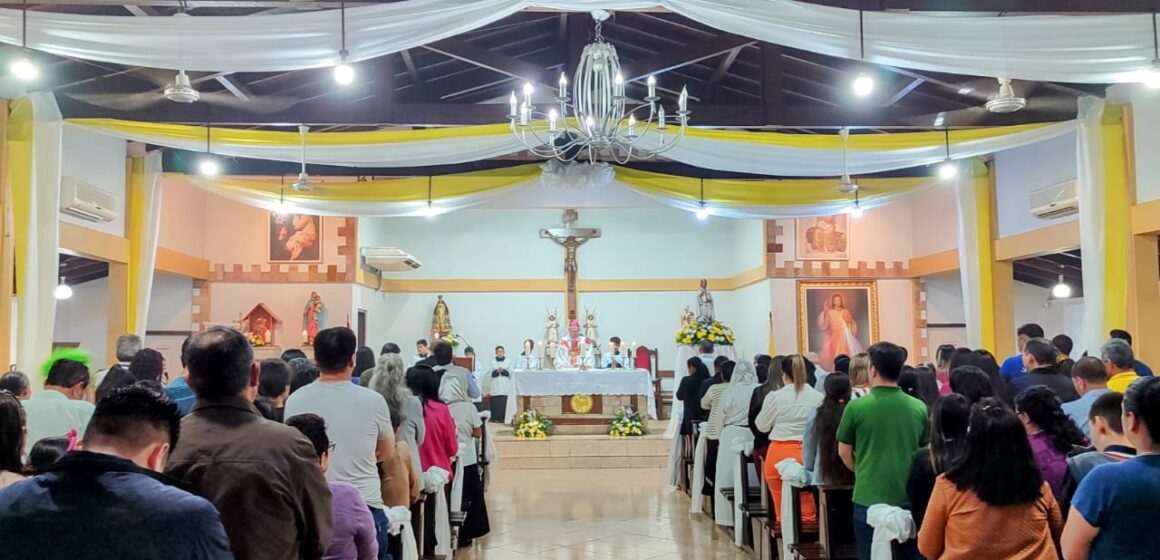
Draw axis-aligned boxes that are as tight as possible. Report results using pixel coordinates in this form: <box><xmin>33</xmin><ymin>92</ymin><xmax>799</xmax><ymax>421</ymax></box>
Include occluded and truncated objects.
<box><xmin>685</xmin><ymin>122</ymin><xmax>1053</xmax><ymax>151</ymax></box>
<box><xmin>199</xmin><ymin>164</ymin><xmax>543</xmax><ymax>204</ymax></box>
<box><xmin>1102</xmin><ymin>117</ymin><xmax>1131</xmax><ymax>334</ymax></box>
<box><xmin>126</xmin><ymin>156</ymin><xmax>145</xmax><ymax>335</ymax></box>
<box><xmin>614</xmin><ymin>167</ymin><xmax>929</xmax><ymax>206</ymax></box>
<box><xmin>7</xmin><ymin>100</ymin><xmax>32</xmax><ymax>302</ymax></box>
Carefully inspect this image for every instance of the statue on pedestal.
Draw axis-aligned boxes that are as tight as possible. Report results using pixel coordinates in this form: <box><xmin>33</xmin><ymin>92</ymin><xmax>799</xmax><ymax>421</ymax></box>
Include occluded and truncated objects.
<box><xmin>544</xmin><ymin>310</ymin><xmax>560</xmax><ymax>344</ymax></box>
<box><xmin>302</xmin><ymin>291</ymin><xmax>327</xmax><ymax>345</ymax></box>
<box><xmin>583</xmin><ymin>308</ymin><xmax>599</xmax><ymax>342</ymax></box>
<box><xmin>696</xmin><ymin>279</ymin><xmax>715</xmax><ymax>322</ymax></box>
<box><xmin>432</xmin><ymin>295</ymin><xmax>453</xmax><ymax>338</ymax></box>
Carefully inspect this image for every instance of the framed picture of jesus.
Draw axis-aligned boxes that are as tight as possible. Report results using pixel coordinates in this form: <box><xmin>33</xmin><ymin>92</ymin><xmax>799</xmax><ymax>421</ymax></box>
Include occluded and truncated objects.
<box><xmin>269</xmin><ymin>212</ymin><xmax>323</xmax><ymax>263</ymax></box>
<box><xmin>795</xmin><ymin>214</ymin><xmax>850</xmax><ymax>261</ymax></box>
<box><xmin>798</xmin><ymin>281</ymin><xmax>879</xmax><ymax>371</ymax></box>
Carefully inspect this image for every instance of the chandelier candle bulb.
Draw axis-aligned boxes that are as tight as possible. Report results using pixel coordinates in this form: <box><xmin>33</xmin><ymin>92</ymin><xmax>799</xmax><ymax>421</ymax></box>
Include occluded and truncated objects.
<box><xmin>647</xmin><ymin>75</ymin><xmax>657</xmax><ymax>98</ymax></box>
<box><xmin>558</xmin><ymin>73</ymin><xmax>568</xmax><ymax>97</ymax></box>
<box><xmin>627</xmin><ymin>114</ymin><xmax>636</xmax><ymax>136</ymax></box>
<box><xmin>523</xmin><ymin>82</ymin><xmax>534</xmax><ymax>106</ymax></box>
<box><xmin>549</xmin><ymin>109</ymin><xmax>559</xmax><ymax>132</ymax></box>
<box><xmin>520</xmin><ymin>103</ymin><xmax>529</xmax><ymax>126</ymax></box>
<box><xmin>678</xmin><ymin>87</ymin><xmax>688</xmax><ymax>112</ymax></box>
<box><xmin>509</xmin><ymin>91</ymin><xmax>518</xmax><ymax>116</ymax></box>
<box><xmin>657</xmin><ymin>106</ymin><xmax>666</xmax><ymax>130</ymax></box>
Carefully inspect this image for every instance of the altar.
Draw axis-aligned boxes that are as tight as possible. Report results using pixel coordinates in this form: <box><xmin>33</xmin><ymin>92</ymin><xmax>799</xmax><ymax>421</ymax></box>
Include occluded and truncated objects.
<box><xmin>504</xmin><ymin>369</ymin><xmax>657</xmax><ymax>424</ymax></box>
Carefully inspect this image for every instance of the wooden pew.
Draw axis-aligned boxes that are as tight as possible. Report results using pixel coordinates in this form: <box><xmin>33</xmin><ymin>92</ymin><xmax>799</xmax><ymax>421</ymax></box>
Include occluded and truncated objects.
<box><xmin>737</xmin><ymin>449</ymin><xmax>768</xmax><ymax>552</ymax></box>
<box><xmin>816</xmin><ymin>485</ymin><xmax>857</xmax><ymax>559</ymax></box>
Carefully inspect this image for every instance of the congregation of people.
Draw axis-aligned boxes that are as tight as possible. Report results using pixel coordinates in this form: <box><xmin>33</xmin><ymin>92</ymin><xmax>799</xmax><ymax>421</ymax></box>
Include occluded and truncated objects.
<box><xmin>0</xmin><ymin>328</ymin><xmax>493</xmax><ymax>560</ymax></box>
<box><xmin>679</xmin><ymin>323</ymin><xmax>1160</xmax><ymax>559</ymax></box>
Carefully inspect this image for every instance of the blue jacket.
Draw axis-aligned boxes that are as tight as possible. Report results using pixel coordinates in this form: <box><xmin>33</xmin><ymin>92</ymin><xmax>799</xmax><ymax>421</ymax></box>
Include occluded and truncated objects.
<box><xmin>0</xmin><ymin>451</ymin><xmax>233</xmax><ymax>560</ymax></box>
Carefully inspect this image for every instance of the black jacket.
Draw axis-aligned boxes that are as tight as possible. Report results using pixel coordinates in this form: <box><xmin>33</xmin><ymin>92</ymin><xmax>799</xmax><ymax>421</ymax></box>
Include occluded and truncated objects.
<box><xmin>1003</xmin><ymin>367</ymin><xmax>1080</xmax><ymax>404</ymax></box>
<box><xmin>676</xmin><ymin>371</ymin><xmax>709</xmax><ymax>435</ymax></box>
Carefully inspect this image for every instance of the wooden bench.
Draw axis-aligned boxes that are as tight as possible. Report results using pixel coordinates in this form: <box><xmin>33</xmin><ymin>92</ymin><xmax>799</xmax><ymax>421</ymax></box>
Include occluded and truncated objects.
<box><xmin>738</xmin><ymin>449</ymin><xmax>768</xmax><ymax>551</ymax></box>
<box><xmin>815</xmin><ymin>485</ymin><xmax>857</xmax><ymax>559</ymax></box>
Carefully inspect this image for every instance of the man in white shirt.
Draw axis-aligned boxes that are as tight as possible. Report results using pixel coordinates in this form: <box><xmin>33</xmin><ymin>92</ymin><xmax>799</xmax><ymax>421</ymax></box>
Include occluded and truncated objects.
<box><xmin>24</xmin><ymin>352</ymin><xmax>96</xmax><ymax>455</ymax></box>
<box><xmin>601</xmin><ymin>336</ymin><xmax>631</xmax><ymax>369</ymax></box>
<box><xmin>92</xmin><ymin>334</ymin><xmax>142</xmax><ymax>393</ymax></box>
<box><xmin>697</xmin><ymin>340</ymin><xmax>717</xmax><ymax>374</ymax></box>
<box><xmin>284</xmin><ymin>326</ymin><xmax>394</xmax><ymax>553</ymax></box>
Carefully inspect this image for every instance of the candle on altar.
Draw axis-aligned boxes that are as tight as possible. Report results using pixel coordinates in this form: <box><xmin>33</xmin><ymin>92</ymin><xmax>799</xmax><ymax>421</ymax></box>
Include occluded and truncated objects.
<box><xmin>535</xmin><ymin>340</ymin><xmax>545</xmax><ymax>358</ymax></box>
<box><xmin>302</xmin><ymin>329</ymin><xmax>309</xmax><ymax>344</ymax></box>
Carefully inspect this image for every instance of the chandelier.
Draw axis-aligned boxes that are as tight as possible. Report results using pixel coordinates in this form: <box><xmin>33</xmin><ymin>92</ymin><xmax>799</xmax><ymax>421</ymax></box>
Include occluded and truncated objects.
<box><xmin>507</xmin><ymin>12</ymin><xmax>690</xmax><ymax>163</ymax></box>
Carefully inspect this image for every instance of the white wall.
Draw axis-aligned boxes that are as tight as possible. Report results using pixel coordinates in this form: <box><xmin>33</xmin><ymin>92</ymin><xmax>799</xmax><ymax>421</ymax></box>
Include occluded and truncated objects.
<box><xmin>924</xmin><ymin>272</ymin><xmax>967</xmax><ymax>325</ymax></box>
<box><xmin>147</xmin><ymin>272</ymin><xmax>193</xmax><ymax>332</ymax></box>
<box><xmin>1012</xmin><ymin>281</ymin><xmax>1086</xmax><ymax>355</ymax></box>
<box><xmin>60</xmin><ymin>126</ymin><xmax>127</xmax><ymax>237</ymax></box>
<box><xmin>53</xmin><ymin>277</ymin><xmax>110</xmax><ymax>366</ymax></box>
<box><xmin>359</xmin><ymin>208</ymin><xmax>765</xmax><ymax>281</ymax></box>
<box><xmin>994</xmin><ymin>131</ymin><xmax>1078</xmax><ymax>238</ymax></box>
<box><xmin>1124</xmin><ymin>84</ymin><xmax>1160</xmax><ymax>203</ymax></box>
<box><xmin>910</xmin><ymin>186</ymin><xmax>959</xmax><ymax>257</ymax></box>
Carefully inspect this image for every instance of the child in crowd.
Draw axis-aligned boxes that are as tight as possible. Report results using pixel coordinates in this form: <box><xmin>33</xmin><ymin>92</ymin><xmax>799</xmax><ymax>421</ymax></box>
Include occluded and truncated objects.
<box><xmin>28</xmin><ymin>436</ymin><xmax>71</xmax><ymax>474</ymax></box>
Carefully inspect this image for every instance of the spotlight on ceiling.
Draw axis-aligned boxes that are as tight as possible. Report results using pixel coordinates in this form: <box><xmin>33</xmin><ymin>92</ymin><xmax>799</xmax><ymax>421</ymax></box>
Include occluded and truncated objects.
<box><xmin>695</xmin><ymin>205</ymin><xmax>711</xmax><ymax>221</ymax></box>
<box><xmin>334</xmin><ymin>61</ymin><xmax>355</xmax><ymax>85</ymax></box>
<box><xmin>852</xmin><ymin>72</ymin><xmax>874</xmax><ymax>97</ymax></box>
<box><xmin>847</xmin><ymin>202</ymin><xmax>864</xmax><ymax>218</ymax></box>
<box><xmin>938</xmin><ymin>160</ymin><xmax>958</xmax><ymax>180</ymax></box>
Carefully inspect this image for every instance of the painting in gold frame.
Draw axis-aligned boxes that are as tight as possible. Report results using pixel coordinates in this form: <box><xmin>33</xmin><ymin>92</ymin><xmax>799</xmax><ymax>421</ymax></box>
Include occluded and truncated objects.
<box><xmin>798</xmin><ymin>280</ymin><xmax>879</xmax><ymax>371</ymax></box>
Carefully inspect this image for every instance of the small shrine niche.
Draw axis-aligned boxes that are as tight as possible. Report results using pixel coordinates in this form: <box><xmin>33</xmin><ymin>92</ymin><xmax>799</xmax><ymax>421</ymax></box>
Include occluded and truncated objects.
<box><xmin>242</xmin><ymin>303</ymin><xmax>282</xmax><ymax>346</ymax></box>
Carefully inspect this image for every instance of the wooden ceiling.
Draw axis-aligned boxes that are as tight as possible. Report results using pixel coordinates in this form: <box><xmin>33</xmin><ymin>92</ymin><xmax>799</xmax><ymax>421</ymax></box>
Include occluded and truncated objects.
<box><xmin>1014</xmin><ymin>249</ymin><xmax>1083</xmax><ymax>296</ymax></box>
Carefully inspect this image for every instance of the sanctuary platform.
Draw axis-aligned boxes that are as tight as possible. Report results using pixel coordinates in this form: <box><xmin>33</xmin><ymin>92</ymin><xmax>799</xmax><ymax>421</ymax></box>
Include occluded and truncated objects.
<box><xmin>493</xmin><ymin>420</ymin><xmax>669</xmax><ymax>470</ymax></box>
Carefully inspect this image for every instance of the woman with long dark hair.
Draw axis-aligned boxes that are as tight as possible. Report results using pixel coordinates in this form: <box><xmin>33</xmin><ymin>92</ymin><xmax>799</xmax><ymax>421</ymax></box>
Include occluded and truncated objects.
<box><xmin>749</xmin><ymin>355</ymin><xmax>786</xmax><ymax>458</ymax></box>
<box><xmin>0</xmin><ymin>391</ymin><xmax>26</xmax><ymax>489</ymax></box>
<box><xmin>352</xmin><ymin>346</ymin><xmax>376</xmax><ymax>385</ymax></box>
<box><xmin>676</xmin><ymin>357</ymin><xmax>711</xmax><ymax>436</ymax></box>
<box><xmin>935</xmin><ymin>344</ymin><xmax>957</xmax><ymax>396</ymax></box>
<box><xmin>949</xmin><ymin>365</ymin><xmax>995</xmax><ymax>406</ymax></box>
<box><xmin>804</xmin><ymin>373</ymin><xmax>854</xmax><ymax>486</ymax></box>
<box><xmin>1015</xmin><ymin>386</ymin><xmax>1087</xmax><ymax>498</ymax></box>
<box><xmin>756</xmin><ymin>355</ymin><xmax>824</xmax><ymax>523</ymax></box>
<box><xmin>912</xmin><ymin>365</ymin><xmax>942</xmax><ymax>408</ymax></box>
<box><xmin>919</xmin><ymin>399</ymin><xmax>1063</xmax><ymax>559</ymax></box>
<box><xmin>907</xmin><ymin>394</ymin><xmax>970</xmax><ymax>529</ymax></box>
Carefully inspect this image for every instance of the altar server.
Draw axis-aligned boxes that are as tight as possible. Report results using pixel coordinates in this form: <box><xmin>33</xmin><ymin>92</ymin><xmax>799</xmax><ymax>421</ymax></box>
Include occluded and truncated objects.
<box><xmin>602</xmin><ymin>337</ymin><xmax>630</xmax><ymax>369</ymax></box>
<box><xmin>483</xmin><ymin>346</ymin><xmax>512</xmax><ymax>423</ymax></box>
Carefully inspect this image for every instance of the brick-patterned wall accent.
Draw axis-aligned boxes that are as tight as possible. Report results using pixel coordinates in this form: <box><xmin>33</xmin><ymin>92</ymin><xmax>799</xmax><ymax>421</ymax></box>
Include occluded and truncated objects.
<box><xmin>191</xmin><ymin>279</ymin><xmax>212</xmax><ymax>332</ymax></box>
<box><xmin>763</xmin><ymin>219</ymin><xmax>910</xmax><ymax>279</ymax></box>
<box><xmin>211</xmin><ymin>217</ymin><xmax>358</xmax><ymax>283</ymax></box>
<box><xmin>913</xmin><ymin>280</ymin><xmax>930</xmax><ymax>363</ymax></box>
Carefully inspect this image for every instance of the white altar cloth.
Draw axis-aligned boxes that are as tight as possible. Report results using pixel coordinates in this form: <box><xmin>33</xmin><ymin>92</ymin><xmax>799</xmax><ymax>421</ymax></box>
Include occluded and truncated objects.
<box><xmin>504</xmin><ymin>369</ymin><xmax>657</xmax><ymax>423</ymax></box>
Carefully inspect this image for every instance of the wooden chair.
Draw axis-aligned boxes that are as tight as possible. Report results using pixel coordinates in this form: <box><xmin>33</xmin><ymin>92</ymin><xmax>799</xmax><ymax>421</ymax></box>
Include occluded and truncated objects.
<box><xmin>788</xmin><ymin>486</ymin><xmax>824</xmax><ymax>560</ymax></box>
<box><xmin>634</xmin><ymin>346</ymin><xmax>664</xmax><ymax>419</ymax></box>
<box><xmin>816</xmin><ymin>485</ymin><xmax>857</xmax><ymax>560</ymax></box>
<box><xmin>678</xmin><ymin>433</ymin><xmax>695</xmax><ymax>494</ymax></box>
<box><xmin>738</xmin><ymin>450</ymin><xmax>768</xmax><ymax>551</ymax></box>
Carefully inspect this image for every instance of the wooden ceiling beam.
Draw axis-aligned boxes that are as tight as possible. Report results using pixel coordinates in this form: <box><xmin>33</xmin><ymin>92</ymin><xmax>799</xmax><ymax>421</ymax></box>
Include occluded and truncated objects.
<box><xmin>623</xmin><ymin>33</ymin><xmax>758</xmax><ymax>83</ymax></box>
<box><xmin>422</xmin><ymin>38</ymin><xmax>557</xmax><ymax>92</ymax></box>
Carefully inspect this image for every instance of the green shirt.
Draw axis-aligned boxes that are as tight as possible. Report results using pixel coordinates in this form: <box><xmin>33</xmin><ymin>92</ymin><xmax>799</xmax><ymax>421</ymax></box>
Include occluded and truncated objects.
<box><xmin>836</xmin><ymin>386</ymin><xmax>929</xmax><ymax>507</ymax></box>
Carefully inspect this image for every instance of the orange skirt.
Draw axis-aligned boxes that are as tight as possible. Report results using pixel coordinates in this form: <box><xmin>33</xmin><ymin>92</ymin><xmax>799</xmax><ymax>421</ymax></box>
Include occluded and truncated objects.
<box><xmin>763</xmin><ymin>440</ymin><xmax>816</xmax><ymax>524</ymax></box>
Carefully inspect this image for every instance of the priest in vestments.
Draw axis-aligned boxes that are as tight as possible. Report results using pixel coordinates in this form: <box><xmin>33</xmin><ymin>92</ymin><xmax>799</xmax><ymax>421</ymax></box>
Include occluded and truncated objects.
<box><xmin>557</xmin><ymin>320</ymin><xmax>595</xmax><ymax>369</ymax></box>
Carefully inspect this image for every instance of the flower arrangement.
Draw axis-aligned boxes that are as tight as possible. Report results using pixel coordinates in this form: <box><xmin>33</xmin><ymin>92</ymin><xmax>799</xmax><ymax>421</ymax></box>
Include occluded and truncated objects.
<box><xmin>609</xmin><ymin>406</ymin><xmax>647</xmax><ymax>437</ymax></box>
<box><xmin>244</xmin><ymin>331</ymin><xmax>267</xmax><ymax>347</ymax></box>
<box><xmin>513</xmin><ymin>409</ymin><xmax>554</xmax><ymax>439</ymax></box>
<box><xmin>674</xmin><ymin>318</ymin><xmax>735</xmax><ymax>346</ymax></box>
<box><xmin>437</xmin><ymin>332</ymin><xmax>461</xmax><ymax>348</ymax></box>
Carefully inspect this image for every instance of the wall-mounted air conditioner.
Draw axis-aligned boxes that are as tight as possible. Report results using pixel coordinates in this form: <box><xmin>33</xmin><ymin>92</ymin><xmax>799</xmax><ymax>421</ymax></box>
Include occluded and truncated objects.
<box><xmin>60</xmin><ymin>177</ymin><xmax>117</xmax><ymax>222</ymax></box>
<box><xmin>1030</xmin><ymin>179</ymin><xmax>1078</xmax><ymax>220</ymax></box>
<box><xmin>361</xmin><ymin>247</ymin><xmax>422</xmax><ymax>272</ymax></box>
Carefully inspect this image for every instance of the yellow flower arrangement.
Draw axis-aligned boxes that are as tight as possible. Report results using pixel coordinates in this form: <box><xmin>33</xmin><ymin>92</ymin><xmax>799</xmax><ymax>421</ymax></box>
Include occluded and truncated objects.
<box><xmin>514</xmin><ymin>409</ymin><xmax>554</xmax><ymax>439</ymax></box>
<box><xmin>609</xmin><ymin>406</ymin><xmax>648</xmax><ymax>437</ymax></box>
<box><xmin>674</xmin><ymin>318</ymin><xmax>735</xmax><ymax>347</ymax></box>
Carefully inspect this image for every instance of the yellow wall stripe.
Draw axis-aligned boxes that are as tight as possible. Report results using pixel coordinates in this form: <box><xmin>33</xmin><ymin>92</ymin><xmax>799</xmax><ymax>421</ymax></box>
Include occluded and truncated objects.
<box><xmin>1103</xmin><ymin>117</ymin><xmax>1131</xmax><ymax>334</ymax></box>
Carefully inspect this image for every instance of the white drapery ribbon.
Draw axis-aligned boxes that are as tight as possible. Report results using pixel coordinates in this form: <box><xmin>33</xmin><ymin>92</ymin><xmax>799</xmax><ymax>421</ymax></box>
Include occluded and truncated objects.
<box><xmin>866</xmin><ymin>504</ymin><xmax>916</xmax><ymax>560</ymax></box>
<box><xmin>689</xmin><ymin>425</ymin><xmax>709</xmax><ymax>515</ymax></box>
<box><xmin>1076</xmin><ymin>96</ymin><xmax>1108</xmax><ymax>355</ymax></box>
<box><xmin>1</xmin><ymin>2</ymin><xmax>1156</xmax><ymax>82</ymax></box>
<box><xmin>129</xmin><ymin>150</ymin><xmax>164</xmax><ymax>338</ymax></box>
<box><xmin>420</xmin><ymin>467</ymin><xmax>452</xmax><ymax>559</ymax></box>
<box><xmin>775</xmin><ymin>458</ymin><xmax>810</xmax><ymax>560</ymax></box>
<box><xmin>729</xmin><ymin>438</ymin><xmax>755</xmax><ymax>546</ymax></box>
<box><xmin>386</xmin><ymin>506</ymin><xmax>419</xmax><ymax>560</ymax></box>
<box><xmin>450</xmin><ymin>454</ymin><xmax>466</xmax><ymax>513</ymax></box>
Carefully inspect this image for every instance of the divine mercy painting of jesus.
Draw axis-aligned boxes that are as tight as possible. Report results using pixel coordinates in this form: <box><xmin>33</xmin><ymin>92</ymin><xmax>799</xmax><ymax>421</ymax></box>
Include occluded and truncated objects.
<box><xmin>798</xmin><ymin>281</ymin><xmax>878</xmax><ymax>370</ymax></box>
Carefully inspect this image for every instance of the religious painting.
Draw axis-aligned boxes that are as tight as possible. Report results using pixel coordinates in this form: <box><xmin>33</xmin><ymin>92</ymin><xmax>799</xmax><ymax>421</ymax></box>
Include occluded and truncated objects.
<box><xmin>798</xmin><ymin>281</ymin><xmax>878</xmax><ymax>371</ymax></box>
<box><xmin>269</xmin><ymin>212</ymin><xmax>323</xmax><ymax>263</ymax></box>
<box><xmin>795</xmin><ymin>214</ymin><xmax>850</xmax><ymax>261</ymax></box>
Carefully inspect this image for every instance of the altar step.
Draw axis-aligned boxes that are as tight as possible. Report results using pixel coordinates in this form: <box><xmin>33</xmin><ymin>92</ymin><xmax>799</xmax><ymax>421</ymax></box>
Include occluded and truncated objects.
<box><xmin>492</xmin><ymin>424</ymin><xmax>671</xmax><ymax>470</ymax></box>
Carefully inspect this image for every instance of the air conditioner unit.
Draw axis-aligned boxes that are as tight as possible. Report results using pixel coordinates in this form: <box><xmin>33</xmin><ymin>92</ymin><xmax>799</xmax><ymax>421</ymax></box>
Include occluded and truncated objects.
<box><xmin>361</xmin><ymin>247</ymin><xmax>422</xmax><ymax>272</ymax></box>
<box><xmin>1029</xmin><ymin>179</ymin><xmax>1078</xmax><ymax>220</ymax></box>
<box><xmin>60</xmin><ymin>177</ymin><xmax>117</xmax><ymax>222</ymax></box>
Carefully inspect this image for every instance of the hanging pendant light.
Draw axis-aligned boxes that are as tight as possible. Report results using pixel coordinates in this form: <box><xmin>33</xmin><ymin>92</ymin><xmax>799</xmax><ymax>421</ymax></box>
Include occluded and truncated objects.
<box><xmin>9</xmin><ymin>1</ymin><xmax>37</xmax><ymax>82</ymax></box>
<box><xmin>197</xmin><ymin>118</ymin><xmax>221</xmax><ymax>177</ymax></box>
<box><xmin>333</xmin><ymin>0</ymin><xmax>355</xmax><ymax>85</ymax></box>
<box><xmin>695</xmin><ymin>179</ymin><xmax>711</xmax><ymax>220</ymax></box>
<box><xmin>1052</xmin><ymin>268</ymin><xmax>1072</xmax><ymax>299</ymax></box>
<box><xmin>851</xmin><ymin>9</ymin><xmax>874</xmax><ymax>97</ymax></box>
<box><xmin>275</xmin><ymin>175</ymin><xmax>290</xmax><ymax>216</ymax></box>
<box><xmin>420</xmin><ymin>176</ymin><xmax>439</xmax><ymax>218</ymax></box>
<box><xmin>54</xmin><ymin>276</ymin><xmax>73</xmax><ymax>300</ymax></box>
<box><xmin>1145</xmin><ymin>9</ymin><xmax>1160</xmax><ymax>89</ymax></box>
<box><xmin>938</xmin><ymin>128</ymin><xmax>958</xmax><ymax>180</ymax></box>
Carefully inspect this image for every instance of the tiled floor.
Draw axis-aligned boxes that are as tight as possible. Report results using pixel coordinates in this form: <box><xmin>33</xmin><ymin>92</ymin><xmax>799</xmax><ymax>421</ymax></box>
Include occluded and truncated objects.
<box><xmin>458</xmin><ymin>468</ymin><xmax>750</xmax><ymax>560</ymax></box>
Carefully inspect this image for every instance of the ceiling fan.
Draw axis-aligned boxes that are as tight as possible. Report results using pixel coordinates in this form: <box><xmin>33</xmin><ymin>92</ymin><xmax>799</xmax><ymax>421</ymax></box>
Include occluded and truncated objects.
<box><xmin>292</xmin><ymin>125</ymin><xmax>318</xmax><ymax>193</ymax></box>
<box><xmin>65</xmin><ymin>68</ymin><xmax>299</xmax><ymax>114</ymax></box>
<box><xmin>907</xmin><ymin>77</ymin><xmax>1076</xmax><ymax>126</ymax></box>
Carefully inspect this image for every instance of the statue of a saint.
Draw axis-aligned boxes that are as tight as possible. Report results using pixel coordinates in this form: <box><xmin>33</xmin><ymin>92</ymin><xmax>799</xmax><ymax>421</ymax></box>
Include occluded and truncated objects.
<box><xmin>432</xmin><ymin>295</ymin><xmax>452</xmax><ymax>337</ymax></box>
<box><xmin>680</xmin><ymin>306</ymin><xmax>695</xmax><ymax>328</ymax></box>
<box><xmin>302</xmin><ymin>291</ymin><xmax>327</xmax><ymax>345</ymax></box>
<box><xmin>696</xmin><ymin>279</ymin><xmax>715</xmax><ymax>322</ymax></box>
<box><xmin>545</xmin><ymin>310</ymin><xmax>560</xmax><ymax>343</ymax></box>
<box><xmin>583</xmin><ymin>309</ymin><xmax>598</xmax><ymax>342</ymax></box>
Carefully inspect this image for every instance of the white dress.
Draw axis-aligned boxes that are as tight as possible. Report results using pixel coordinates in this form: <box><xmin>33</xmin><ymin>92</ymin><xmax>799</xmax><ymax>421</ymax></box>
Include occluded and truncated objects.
<box><xmin>708</xmin><ymin>362</ymin><xmax>760</xmax><ymax>527</ymax></box>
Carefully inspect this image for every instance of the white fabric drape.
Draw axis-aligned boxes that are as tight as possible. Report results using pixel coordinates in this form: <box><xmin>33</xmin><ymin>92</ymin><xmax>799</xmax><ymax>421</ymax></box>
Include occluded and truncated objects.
<box><xmin>1076</xmin><ymin>96</ymin><xmax>1106</xmax><ymax>356</ymax></box>
<box><xmin>866</xmin><ymin>505</ymin><xmax>916</xmax><ymax>560</ymax></box>
<box><xmin>2</xmin><ymin>2</ymin><xmax>1156</xmax><ymax>83</ymax></box>
<box><xmin>131</xmin><ymin>151</ymin><xmax>164</xmax><ymax>337</ymax></box>
<box><xmin>729</xmin><ymin>438</ymin><xmax>755</xmax><ymax>546</ymax></box>
<box><xmin>775</xmin><ymin>458</ymin><xmax>810</xmax><ymax>560</ymax></box>
<box><xmin>68</xmin><ymin>120</ymin><xmax>1077</xmax><ymax>178</ymax></box>
<box><xmin>386</xmin><ymin>506</ymin><xmax>419</xmax><ymax>560</ymax></box>
<box><xmin>14</xmin><ymin>93</ymin><xmax>62</xmax><ymax>375</ymax></box>
<box><xmin>953</xmin><ymin>161</ymin><xmax>984</xmax><ymax>349</ymax></box>
<box><xmin>420</xmin><ymin>467</ymin><xmax>452</xmax><ymax>559</ymax></box>
<box><xmin>689</xmin><ymin>426</ymin><xmax>708</xmax><ymax>514</ymax></box>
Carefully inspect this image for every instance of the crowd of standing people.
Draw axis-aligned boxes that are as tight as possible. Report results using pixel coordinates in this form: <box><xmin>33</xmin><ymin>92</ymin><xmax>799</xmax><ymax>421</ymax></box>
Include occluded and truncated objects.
<box><xmin>682</xmin><ymin>323</ymin><xmax>1160</xmax><ymax>559</ymax></box>
<box><xmin>0</xmin><ymin>328</ymin><xmax>491</xmax><ymax>560</ymax></box>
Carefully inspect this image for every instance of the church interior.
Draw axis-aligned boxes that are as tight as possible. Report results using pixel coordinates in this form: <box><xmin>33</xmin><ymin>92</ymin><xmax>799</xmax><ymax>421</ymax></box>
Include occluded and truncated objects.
<box><xmin>2</xmin><ymin>2</ymin><xmax>1160</xmax><ymax>560</ymax></box>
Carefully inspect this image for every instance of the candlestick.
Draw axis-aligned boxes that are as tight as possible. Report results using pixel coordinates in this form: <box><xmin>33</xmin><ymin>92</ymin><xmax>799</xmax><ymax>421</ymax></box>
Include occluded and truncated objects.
<box><xmin>508</xmin><ymin>91</ymin><xmax>517</xmax><ymax>116</ymax></box>
<box><xmin>627</xmin><ymin>114</ymin><xmax>636</xmax><ymax>136</ymax></box>
<box><xmin>519</xmin><ymin>102</ymin><xmax>529</xmax><ymax>126</ymax></box>
<box><xmin>657</xmin><ymin>106</ymin><xmax>666</xmax><ymax>130</ymax></box>
<box><xmin>647</xmin><ymin>75</ymin><xmax>656</xmax><ymax>98</ymax></box>
<box><xmin>522</xmin><ymin>82</ymin><xmax>533</xmax><ymax>107</ymax></box>
<box><xmin>679</xmin><ymin>86</ymin><xmax>688</xmax><ymax>112</ymax></box>
<box><xmin>549</xmin><ymin>109</ymin><xmax>558</xmax><ymax>132</ymax></box>
<box><xmin>558</xmin><ymin>72</ymin><xmax>567</xmax><ymax>97</ymax></box>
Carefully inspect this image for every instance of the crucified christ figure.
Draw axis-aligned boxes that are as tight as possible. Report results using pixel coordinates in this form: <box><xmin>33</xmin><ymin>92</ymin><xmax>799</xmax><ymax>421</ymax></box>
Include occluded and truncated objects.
<box><xmin>541</xmin><ymin>209</ymin><xmax>601</xmax><ymax>321</ymax></box>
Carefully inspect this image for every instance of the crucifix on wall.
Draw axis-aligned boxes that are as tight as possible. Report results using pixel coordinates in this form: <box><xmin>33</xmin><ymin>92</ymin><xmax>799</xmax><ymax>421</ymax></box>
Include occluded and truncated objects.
<box><xmin>540</xmin><ymin>209</ymin><xmax>601</xmax><ymax>321</ymax></box>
